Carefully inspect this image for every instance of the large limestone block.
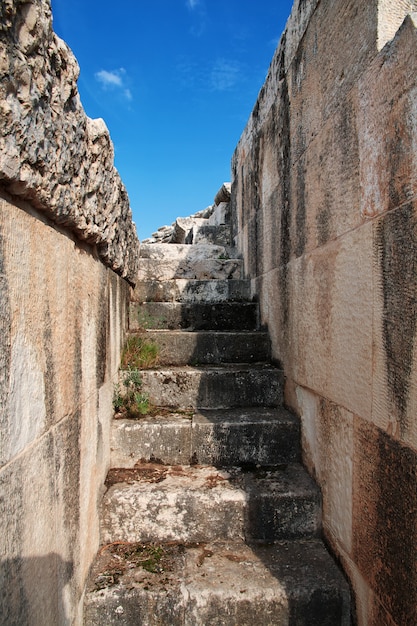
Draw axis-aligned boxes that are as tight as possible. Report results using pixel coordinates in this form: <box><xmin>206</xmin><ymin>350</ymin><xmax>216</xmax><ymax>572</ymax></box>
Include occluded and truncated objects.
<box><xmin>352</xmin><ymin>417</ymin><xmax>417</xmax><ymax>626</ymax></box>
<box><xmin>289</xmin><ymin>90</ymin><xmax>361</xmax><ymax>257</ymax></box>
<box><xmin>359</xmin><ymin>13</ymin><xmax>417</xmax><ymax>220</ymax></box>
<box><xmin>0</xmin><ymin>434</ymin><xmax>72</xmax><ymax>625</ymax></box>
<box><xmin>138</xmin><ymin>257</ymin><xmax>242</xmax><ymax>281</ymax></box>
<box><xmin>291</xmin><ymin>224</ymin><xmax>373</xmax><ymax>420</ymax></box>
<box><xmin>208</xmin><ymin>202</ymin><xmax>230</xmax><ymax>226</ymax></box>
<box><xmin>213</xmin><ymin>182</ymin><xmax>231</xmax><ymax>206</ymax></box>
<box><xmin>0</xmin><ymin>197</ymin><xmax>111</xmax><ymax>462</ymax></box>
<box><xmin>100</xmin><ymin>463</ymin><xmax>320</xmax><ymax>544</ymax></box>
<box><xmin>137</xmin><ymin>364</ymin><xmax>283</xmax><ymax>409</ymax></box>
<box><xmin>139</xmin><ymin>243</ymin><xmax>227</xmax><ymax>260</ymax></box>
<box><xmin>372</xmin><ymin>201</ymin><xmax>417</xmax><ymax>449</ymax></box>
<box><xmin>84</xmin><ymin>539</ymin><xmax>350</xmax><ymax>626</ymax></box>
<box><xmin>287</xmin><ymin>0</ymin><xmax>377</xmax><ymax>164</ymax></box>
<box><xmin>172</xmin><ymin>218</ymin><xmax>208</xmax><ymax>244</ymax></box>
<box><xmin>132</xmin><ymin>278</ymin><xmax>251</xmax><ymax>304</ymax></box>
<box><xmin>295</xmin><ymin>389</ymin><xmax>354</xmax><ymax>555</ymax></box>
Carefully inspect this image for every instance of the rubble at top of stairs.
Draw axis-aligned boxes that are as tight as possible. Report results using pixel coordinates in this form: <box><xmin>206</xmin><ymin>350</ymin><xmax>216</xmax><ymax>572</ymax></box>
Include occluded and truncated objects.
<box><xmin>142</xmin><ymin>183</ymin><xmax>231</xmax><ymax>245</ymax></box>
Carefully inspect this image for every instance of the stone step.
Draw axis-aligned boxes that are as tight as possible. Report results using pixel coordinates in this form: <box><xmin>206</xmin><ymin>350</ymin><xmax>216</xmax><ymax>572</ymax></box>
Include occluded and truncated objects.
<box><xmin>84</xmin><ymin>538</ymin><xmax>350</xmax><ymax>626</ymax></box>
<box><xmin>139</xmin><ymin>243</ymin><xmax>232</xmax><ymax>260</ymax></box>
<box><xmin>130</xmin><ymin>330</ymin><xmax>271</xmax><ymax>366</ymax></box>
<box><xmin>100</xmin><ymin>463</ymin><xmax>321</xmax><ymax>545</ymax></box>
<box><xmin>111</xmin><ymin>407</ymin><xmax>300</xmax><ymax>468</ymax></box>
<box><xmin>138</xmin><ymin>257</ymin><xmax>243</xmax><ymax>281</ymax></box>
<box><xmin>131</xmin><ymin>278</ymin><xmax>251</xmax><ymax>304</ymax></box>
<box><xmin>130</xmin><ymin>301</ymin><xmax>259</xmax><ymax>331</ymax></box>
<box><xmin>133</xmin><ymin>364</ymin><xmax>283</xmax><ymax>409</ymax></box>
<box><xmin>188</xmin><ymin>223</ymin><xmax>232</xmax><ymax>246</ymax></box>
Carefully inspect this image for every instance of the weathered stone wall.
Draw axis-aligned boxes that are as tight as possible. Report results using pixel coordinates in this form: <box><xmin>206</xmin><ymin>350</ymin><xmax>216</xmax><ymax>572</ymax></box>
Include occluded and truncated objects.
<box><xmin>0</xmin><ymin>0</ymin><xmax>139</xmax><ymax>283</ymax></box>
<box><xmin>231</xmin><ymin>1</ymin><xmax>417</xmax><ymax>624</ymax></box>
<box><xmin>0</xmin><ymin>1</ymin><xmax>137</xmax><ymax>624</ymax></box>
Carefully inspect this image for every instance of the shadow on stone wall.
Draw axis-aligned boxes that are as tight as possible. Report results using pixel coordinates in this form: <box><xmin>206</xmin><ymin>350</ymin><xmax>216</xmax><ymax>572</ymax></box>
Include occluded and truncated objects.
<box><xmin>0</xmin><ymin>554</ymin><xmax>74</xmax><ymax>626</ymax></box>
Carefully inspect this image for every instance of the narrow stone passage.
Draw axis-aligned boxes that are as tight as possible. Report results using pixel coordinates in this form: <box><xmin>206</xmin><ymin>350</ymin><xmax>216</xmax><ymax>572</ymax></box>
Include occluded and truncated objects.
<box><xmin>83</xmin><ymin>186</ymin><xmax>350</xmax><ymax>625</ymax></box>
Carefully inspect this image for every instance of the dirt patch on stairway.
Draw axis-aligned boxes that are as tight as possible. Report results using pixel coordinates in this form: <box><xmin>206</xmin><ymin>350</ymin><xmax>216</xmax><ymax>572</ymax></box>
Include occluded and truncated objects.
<box><xmin>88</xmin><ymin>542</ymin><xmax>186</xmax><ymax>592</ymax></box>
<box><xmin>105</xmin><ymin>464</ymin><xmax>169</xmax><ymax>487</ymax></box>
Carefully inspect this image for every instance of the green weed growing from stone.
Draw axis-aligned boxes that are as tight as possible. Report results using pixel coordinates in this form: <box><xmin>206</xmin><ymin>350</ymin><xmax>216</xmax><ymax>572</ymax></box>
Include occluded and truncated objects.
<box><xmin>121</xmin><ymin>335</ymin><xmax>159</xmax><ymax>369</ymax></box>
<box><xmin>113</xmin><ymin>366</ymin><xmax>150</xmax><ymax>418</ymax></box>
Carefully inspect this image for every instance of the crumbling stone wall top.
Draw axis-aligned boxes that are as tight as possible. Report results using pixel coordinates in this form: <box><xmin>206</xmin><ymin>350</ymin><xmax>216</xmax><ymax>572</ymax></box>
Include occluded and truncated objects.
<box><xmin>0</xmin><ymin>0</ymin><xmax>139</xmax><ymax>283</ymax></box>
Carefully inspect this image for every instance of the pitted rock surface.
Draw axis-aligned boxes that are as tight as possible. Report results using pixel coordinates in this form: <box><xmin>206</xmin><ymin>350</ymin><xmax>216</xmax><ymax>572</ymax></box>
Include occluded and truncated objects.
<box><xmin>0</xmin><ymin>0</ymin><xmax>139</xmax><ymax>282</ymax></box>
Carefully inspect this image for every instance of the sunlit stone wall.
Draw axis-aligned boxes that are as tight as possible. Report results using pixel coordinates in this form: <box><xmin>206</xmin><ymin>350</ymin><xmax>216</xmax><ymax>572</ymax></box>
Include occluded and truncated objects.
<box><xmin>0</xmin><ymin>1</ymin><xmax>137</xmax><ymax>623</ymax></box>
<box><xmin>231</xmin><ymin>1</ymin><xmax>417</xmax><ymax>624</ymax></box>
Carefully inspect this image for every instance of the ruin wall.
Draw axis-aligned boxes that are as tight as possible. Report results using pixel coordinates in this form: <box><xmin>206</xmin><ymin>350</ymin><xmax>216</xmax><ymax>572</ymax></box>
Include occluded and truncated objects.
<box><xmin>231</xmin><ymin>1</ymin><xmax>417</xmax><ymax>624</ymax></box>
<box><xmin>0</xmin><ymin>1</ymin><xmax>138</xmax><ymax>623</ymax></box>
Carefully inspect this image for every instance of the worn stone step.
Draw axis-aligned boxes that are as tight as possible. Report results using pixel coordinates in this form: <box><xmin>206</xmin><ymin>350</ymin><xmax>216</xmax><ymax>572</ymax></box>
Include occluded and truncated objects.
<box><xmin>111</xmin><ymin>407</ymin><xmax>300</xmax><ymax>468</ymax></box>
<box><xmin>139</xmin><ymin>243</ymin><xmax>230</xmax><ymax>260</ymax></box>
<box><xmin>100</xmin><ymin>463</ymin><xmax>321</xmax><ymax>545</ymax></box>
<box><xmin>138</xmin><ymin>257</ymin><xmax>243</xmax><ymax>281</ymax></box>
<box><xmin>131</xmin><ymin>278</ymin><xmax>251</xmax><ymax>304</ymax></box>
<box><xmin>134</xmin><ymin>364</ymin><xmax>283</xmax><ymax>409</ymax></box>
<box><xmin>130</xmin><ymin>330</ymin><xmax>271</xmax><ymax>365</ymax></box>
<box><xmin>84</xmin><ymin>538</ymin><xmax>350</xmax><ymax>626</ymax></box>
<box><xmin>188</xmin><ymin>224</ymin><xmax>231</xmax><ymax>246</ymax></box>
<box><xmin>130</xmin><ymin>301</ymin><xmax>259</xmax><ymax>331</ymax></box>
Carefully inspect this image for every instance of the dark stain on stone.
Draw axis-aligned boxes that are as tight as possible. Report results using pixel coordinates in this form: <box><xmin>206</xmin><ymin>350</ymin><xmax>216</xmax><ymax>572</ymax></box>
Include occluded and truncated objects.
<box><xmin>0</xmin><ymin>465</ymin><xmax>29</xmax><ymax>624</ymax></box>
<box><xmin>43</xmin><ymin>302</ymin><xmax>56</xmax><ymax>426</ymax></box>
<box><xmin>353</xmin><ymin>419</ymin><xmax>417</xmax><ymax>625</ymax></box>
<box><xmin>388</xmin><ymin>118</ymin><xmax>410</xmax><ymax>212</ymax></box>
<box><xmin>295</xmin><ymin>153</ymin><xmax>307</xmax><ymax>257</ymax></box>
<box><xmin>279</xmin><ymin>74</ymin><xmax>291</xmax><ymax>329</ymax></box>
<box><xmin>55</xmin><ymin>411</ymin><xmax>81</xmax><ymax>552</ymax></box>
<box><xmin>96</xmin><ymin>272</ymin><xmax>109</xmax><ymax>386</ymax></box>
<box><xmin>316</xmin><ymin>200</ymin><xmax>331</xmax><ymax>246</ymax></box>
<box><xmin>375</xmin><ymin>203</ymin><xmax>417</xmax><ymax>435</ymax></box>
<box><xmin>72</xmin><ymin>308</ymin><xmax>83</xmax><ymax>409</ymax></box>
<box><xmin>0</xmin><ymin>221</ymin><xmax>12</xmax><ymax>463</ymax></box>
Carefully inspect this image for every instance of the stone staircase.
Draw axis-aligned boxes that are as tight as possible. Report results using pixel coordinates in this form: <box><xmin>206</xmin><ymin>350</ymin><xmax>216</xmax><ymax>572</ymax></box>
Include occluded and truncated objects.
<box><xmin>83</xmin><ymin>198</ymin><xmax>350</xmax><ymax>625</ymax></box>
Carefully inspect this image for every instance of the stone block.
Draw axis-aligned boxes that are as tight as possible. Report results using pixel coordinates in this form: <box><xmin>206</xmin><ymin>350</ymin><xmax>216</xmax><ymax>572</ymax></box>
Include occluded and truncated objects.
<box><xmin>208</xmin><ymin>201</ymin><xmax>230</xmax><ymax>226</ymax></box>
<box><xmin>135</xmin><ymin>330</ymin><xmax>270</xmax><ymax>366</ymax></box>
<box><xmin>289</xmin><ymin>90</ymin><xmax>361</xmax><ymax>257</ymax></box>
<box><xmin>131</xmin><ymin>278</ymin><xmax>251</xmax><ymax>304</ymax></box>
<box><xmin>352</xmin><ymin>417</ymin><xmax>417</xmax><ymax>626</ymax></box>
<box><xmin>359</xmin><ymin>13</ymin><xmax>417</xmax><ymax>219</ymax></box>
<box><xmin>139</xmin><ymin>243</ymin><xmax>227</xmax><ymax>260</ymax></box>
<box><xmin>191</xmin><ymin>224</ymin><xmax>232</xmax><ymax>246</ymax></box>
<box><xmin>84</xmin><ymin>539</ymin><xmax>350</xmax><ymax>626</ymax></box>
<box><xmin>138</xmin><ymin>365</ymin><xmax>283</xmax><ymax>409</ymax></box>
<box><xmin>0</xmin><ymin>434</ymin><xmax>64</xmax><ymax>626</ymax></box>
<box><xmin>100</xmin><ymin>464</ymin><xmax>320</xmax><ymax>544</ymax></box>
<box><xmin>137</xmin><ymin>257</ymin><xmax>243</xmax><ymax>281</ymax></box>
<box><xmin>191</xmin><ymin>407</ymin><xmax>300</xmax><ymax>466</ymax></box>
<box><xmin>130</xmin><ymin>301</ymin><xmax>258</xmax><ymax>331</ymax></box>
<box><xmin>288</xmin><ymin>0</ymin><xmax>377</xmax><ymax>164</ymax></box>
<box><xmin>172</xmin><ymin>218</ymin><xmax>207</xmax><ymax>244</ymax></box>
<box><xmin>214</xmin><ymin>182</ymin><xmax>231</xmax><ymax>205</ymax></box>
<box><xmin>296</xmin><ymin>389</ymin><xmax>354</xmax><ymax>554</ymax></box>
<box><xmin>290</xmin><ymin>225</ymin><xmax>373</xmax><ymax>421</ymax></box>
<box><xmin>372</xmin><ymin>201</ymin><xmax>417</xmax><ymax>448</ymax></box>
<box><xmin>111</xmin><ymin>414</ymin><xmax>193</xmax><ymax>467</ymax></box>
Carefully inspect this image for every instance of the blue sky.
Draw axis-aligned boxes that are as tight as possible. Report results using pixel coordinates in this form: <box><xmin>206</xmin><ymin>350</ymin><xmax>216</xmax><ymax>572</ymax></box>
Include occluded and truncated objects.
<box><xmin>51</xmin><ymin>0</ymin><xmax>294</xmax><ymax>240</ymax></box>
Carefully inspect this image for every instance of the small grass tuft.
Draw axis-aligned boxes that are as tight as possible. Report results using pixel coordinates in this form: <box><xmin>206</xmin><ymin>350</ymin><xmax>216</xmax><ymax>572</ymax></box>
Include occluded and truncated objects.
<box><xmin>121</xmin><ymin>335</ymin><xmax>159</xmax><ymax>369</ymax></box>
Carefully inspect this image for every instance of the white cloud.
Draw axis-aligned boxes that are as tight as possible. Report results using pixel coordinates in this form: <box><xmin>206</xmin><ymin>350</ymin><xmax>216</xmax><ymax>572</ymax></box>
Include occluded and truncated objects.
<box><xmin>95</xmin><ymin>69</ymin><xmax>124</xmax><ymax>87</ymax></box>
<box><xmin>95</xmin><ymin>68</ymin><xmax>132</xmax><ymax>102</ymax></box>
<box><xmin>210</xmin><ymin>59</ymin><xmax>241</xmax><ymax>91</ymax></box>
<box><xmin>186</xmin><ymin>0</ymin><xmax>200</xmax><ymax>9</ymax></box>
